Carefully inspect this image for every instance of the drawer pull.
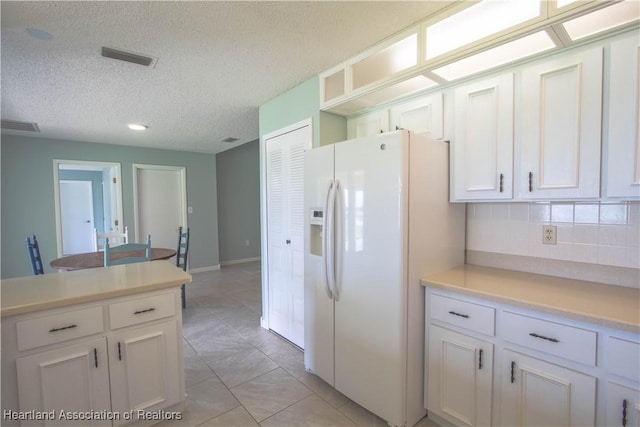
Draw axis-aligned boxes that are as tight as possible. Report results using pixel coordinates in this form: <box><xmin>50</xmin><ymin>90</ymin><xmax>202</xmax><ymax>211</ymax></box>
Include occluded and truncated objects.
<box><xmin>622</xmin><ymin>399</ymin><xmax>628</xmax><ymax>427</ymax></box>
<box><xmin>118</xmin><ymin>342</ymin><xmax>122</xmax><ymax>361</ymax></box>
<box><xmin>49</xmin><ymin>324</ymin><xmax>77</xmax><ymax>333</ymax></box>
<box><xmin>94</xmin><ymin>348</ymin><xmax>98</xmax><ymax>368</ymax></box>
<box><xmin>510</xmin><ymin>361</ymin><xmax>516</xmax><ymax>383</ymax></box>
<box><xmin>499</xmin><ymin>173</ymin><xmax>504</xmax><ymax>193</ymax></box>
<box><xmin>478</xmin><ymin>349</ymin><xmax>483</xmax><ymax>370</ymax></box>
<box><xmin>529</xmin><ymin>332</ymin><xmax>560</xmax><ymax>343</ymax></box>
<box><xmin>448</xmin><ymin>311</ymin><xmax>469</xmax><ymax>319</ymax></box>
<box><xmin>133</xmin><ymin>307</ymin><xmax>156</xmax><ymax>315</ymax></box>
<box><xmin>528</xmin><ymin>172</ymin><xmax>533</xmax><ymax>192</ymax></box>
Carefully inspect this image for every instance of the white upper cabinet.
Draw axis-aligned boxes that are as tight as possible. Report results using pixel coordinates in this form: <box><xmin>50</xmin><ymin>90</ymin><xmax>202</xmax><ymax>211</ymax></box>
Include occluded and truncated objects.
<box><xmin>519</xmin><ymin>47</ymin><xmax>603</xmax><ymax>200</ymax></box>
<box><xmin>346</xmin><ymin>110</ymin><xmax>389</xmax><ymax>139</ymax></box>
<box><xmin>452</xmin><ymin>73</ymin><xmax>514</xmax><ymax>201</ymax></box>
<box><xmin>605</xmin><ymin>34</ymin><xmax>640</xmax><ymax>199</ymax></box>
<box><xmin>389</xmin><ymin>93</ymin><xmax>443</xmax><ymax>138</ymax></box>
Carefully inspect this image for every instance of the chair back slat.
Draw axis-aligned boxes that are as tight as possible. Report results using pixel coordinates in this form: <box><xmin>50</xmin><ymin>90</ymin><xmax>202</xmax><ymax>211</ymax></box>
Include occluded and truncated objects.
<box><xmin>104</xmin><ymin>235</ymin><xmax>151</xmax><ymax>266</ymax></box>
<box><xmin>25</xmin><ymin>234</ymin><xmax>44</xmax><ymax>275</ymax></box>
<box><xmin>176</xmin><ymin>227</ymin><xmax>190</xmax><ymax>271</ymax></box>
<box><xmin>94</xmin><ymin>227</ymin><xmax>128</xmax><ymax>251</ymax></box>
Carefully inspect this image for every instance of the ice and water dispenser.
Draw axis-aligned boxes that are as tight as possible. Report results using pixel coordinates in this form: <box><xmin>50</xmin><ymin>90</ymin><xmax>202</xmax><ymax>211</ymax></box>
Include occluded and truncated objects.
<box><xmin>309</xmin><ymin>208</ymin><xmax>323</xmax><ymax>256</ymax></box>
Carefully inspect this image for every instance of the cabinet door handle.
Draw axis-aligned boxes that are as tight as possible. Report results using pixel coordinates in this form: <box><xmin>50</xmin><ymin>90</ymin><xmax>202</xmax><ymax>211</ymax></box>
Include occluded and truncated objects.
<box><xmin>499</xmin><ymin>173</ymin><xmax>504</xmax><ymax>193</ymax></box>
<box><xmin>49</xmin><ymin>324</ymin><xmax>77</xmax><ymax>333</ymax></box>
<box><xmin>529</xmin><ymin>332</ymin><xmax>559</xmax><ymax>343</ymax></box>
<box><xmin>133</xmin><ymin>307</ymin><xmax>156</xmax><ymax>315</ymax></box>
<box><xmin>448</xmin><ymin>310</ymin><xmax>469</xmax><ymax>319</ymax></box>
<box><xmin>478</xmin><ymin>349</ymin><xmax>483</xmax><ymax>370</ymax></box>
<box><xmin>94</xmin><ymin>348</ymin><xmax>98</xmax><ymax>368</ymax></box>
<box><xmin>622</xmin><ymin>399</ymin><xmax>628</xmax><ymax>427</ymax></box>
<box><xmin>118</xmin><ymin>342</ymin><xmax>122</xmax><ymax>361</ymax></box>
<box><xmin>510</xmin><ymin>361</ymin><xmax>516</xmax><ymax>383</ymax></box>
<box><xmin>528</xmin><ymin>172</ymin><xmax>533</xmax><ymax>192</ymax></box>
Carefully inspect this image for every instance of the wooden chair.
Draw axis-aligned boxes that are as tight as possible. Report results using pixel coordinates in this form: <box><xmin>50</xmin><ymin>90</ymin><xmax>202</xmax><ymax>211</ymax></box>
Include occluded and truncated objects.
<box><xmin>176</xmin><ymin>227</ymin><xmax>190</xmax><ymax>309</ymax></box>
<box><xmin>25</xmin><ymin>234</ymin><xmax>44</xmax><ymax>275</ymax></box>
<box><xmin>93</xmin><ymin>227</ymin><xmax>128</xmax><ymax>251</ymax></box>
<box><xmin>104</xmin><ymin>235</ymin><xmax>151</xmax><ymax>267</ymax></box>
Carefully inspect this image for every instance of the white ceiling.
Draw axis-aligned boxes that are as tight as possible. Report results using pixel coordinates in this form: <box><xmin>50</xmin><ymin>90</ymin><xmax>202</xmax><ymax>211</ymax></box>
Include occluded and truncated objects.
<box><xmin>1</xmin><ymin>1</ymin><xmax>456</xmax><ymax>154</ymax></box>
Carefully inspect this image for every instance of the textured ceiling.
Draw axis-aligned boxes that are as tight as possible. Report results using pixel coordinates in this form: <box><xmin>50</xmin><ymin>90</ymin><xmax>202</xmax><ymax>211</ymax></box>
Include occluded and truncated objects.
<box><xmin>1</xmin><ymin>1</ymin><xmax>456</xmax><ymax>154</ymax></box>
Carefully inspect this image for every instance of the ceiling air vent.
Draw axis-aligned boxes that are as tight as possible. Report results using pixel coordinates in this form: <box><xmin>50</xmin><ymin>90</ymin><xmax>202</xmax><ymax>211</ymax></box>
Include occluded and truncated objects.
<box><xmin>221</xmin><ymin>137</ymin><xmax>239</xmax><ymax>143</ymax></box>
<box><xmin>1</xmin><ymin>120</ymin><xmax>40</xmax><ymax>132</ymax></box>
<box><xmin>101</xmin><ymin>47</ymin><xmax>157</xmax><ymax>67</ymax></box>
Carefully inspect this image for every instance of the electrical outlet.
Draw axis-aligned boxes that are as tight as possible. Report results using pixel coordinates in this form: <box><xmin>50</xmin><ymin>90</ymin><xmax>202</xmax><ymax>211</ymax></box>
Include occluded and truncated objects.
<box><xmin>542</xmin><ymin>225</ymin><xmax>557</xmax><ymax>245</ymax></box>
<box><xmin>245</xmin><ymin>240</ymin><xmax>250</xmax><ymax>247</ymax></box>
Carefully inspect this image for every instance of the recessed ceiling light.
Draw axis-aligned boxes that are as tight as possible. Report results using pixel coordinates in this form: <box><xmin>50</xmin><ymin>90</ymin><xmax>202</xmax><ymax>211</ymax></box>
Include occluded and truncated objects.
<box><xmin>221</xmin><ymin>137</ymin><xmax>239</xmax><ymax>143</ymax></box>
<box><xmin>128</xmin><ymin>124</ymin><xmax>148</xmax><ymax>131</ymax></box>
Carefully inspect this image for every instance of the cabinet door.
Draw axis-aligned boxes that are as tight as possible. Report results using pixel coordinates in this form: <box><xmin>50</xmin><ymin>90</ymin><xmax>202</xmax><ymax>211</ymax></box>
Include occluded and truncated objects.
<box><xmin>108</xmin><ymin>320</ymin><xmax>182</xmax><ymax>424</ymax></box>
<box><xmin>607</xmin><ymin>382</ymin><xmax>640</xmax><ymax>427</ymax></box>
<box><xmin>427</xmin><ymin>325</ymin><xmax>493</xmax><ymax>427</ymax></box>
<box><xmin>265</xmin><ymin>124</ymin><xmax>309</xmax><ymax>348</ymax></box>
<box><xmin>501</xmin><ymin>349</ymin><xmax>596</xmax><ymax>426</ymax></box>
<box><xmin>519</xmin><ymin>47</ymin><xmax>603</xmax><ymax>199</ymax></box>
<box><xmin>452</xmin><ymin>73</ymin><xmax>514</xmax><ymax>201</ymax></box>
<box><xmin>605</xmin><ymin>35</ymin><xmax>640</xmax><ymax>199</ymax></box>
<box><xmin>347</xmin><ymin>110</ymin><xmax>389</xmax><ymax>139</ymax></box>
<box><xmin>389</xmin><ymin>93</ymin><xmax>443</xmax><ymax>138</ymax></box>
<box><xmin>16</xmin><ymin>338</ymin><xmax>111</xmax><ymax>426</ymax></box>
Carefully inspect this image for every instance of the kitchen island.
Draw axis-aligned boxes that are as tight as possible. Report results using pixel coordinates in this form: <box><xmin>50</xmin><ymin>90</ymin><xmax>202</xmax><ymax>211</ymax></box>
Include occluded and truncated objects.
<box><xmin>421</xmin><ymin>264</ymin><xmax>640</xmax><ymax>427</ymax></box>
<box><xmin>1</xmin><ymin>261</ymin><xmax>191</xmax><ymax>426</ymax></box>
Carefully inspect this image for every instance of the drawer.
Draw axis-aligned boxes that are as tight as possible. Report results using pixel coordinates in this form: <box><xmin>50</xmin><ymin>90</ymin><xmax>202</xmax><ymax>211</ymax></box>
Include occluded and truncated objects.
<box><xmin>109</xmin><ymin>292</ymin><xmax>176</xmax><ymax>329</ymax></box>
<box><xmin>17</xmin><ymin>306</ymin><xmax>104</xmax><ymax>351</ymax></box>
<box><xmin>607</xmin><ymin>336</ymin><xmax>640</xmax><ymax>381</ymax></box>
<box><xmin>502</xmin><ymin>311</ymin><xmax>596</xmax><ymax>366</ymax></box>
<box><xmin>430</xmin><ymin>293</ymin><xmax>495</xmax><ymax>336</ymax></box>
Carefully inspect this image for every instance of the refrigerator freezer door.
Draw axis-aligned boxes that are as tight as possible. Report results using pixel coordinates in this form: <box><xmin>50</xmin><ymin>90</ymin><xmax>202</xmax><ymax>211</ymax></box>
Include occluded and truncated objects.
<box><xmin>303</xmin><ymin>144</ymin><xmax>336</xmax><ymax>385</ymax></box>
<box><xmin>333</xmin><ymin>132</ymin><xmax>409</xmax><ymax>426</ymax></box>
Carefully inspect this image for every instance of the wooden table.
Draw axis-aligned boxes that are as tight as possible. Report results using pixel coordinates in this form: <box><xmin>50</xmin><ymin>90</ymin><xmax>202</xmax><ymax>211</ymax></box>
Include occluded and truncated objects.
<box><xmin>50</xmin><ymin>248</ymin><xmax>176</xmax><ymax>271</ymax></box>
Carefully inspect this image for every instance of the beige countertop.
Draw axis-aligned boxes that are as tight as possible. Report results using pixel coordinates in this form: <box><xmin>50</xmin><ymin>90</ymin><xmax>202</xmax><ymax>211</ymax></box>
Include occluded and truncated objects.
<box><xmin>422</xmin><ymin>264</ymin><xmax>640</xmax><ymax>333</ymax></box>
<box><xmin>1</xmin><ymin>260</ymin><xmax>192</xmax><ymax>318</ymax></box>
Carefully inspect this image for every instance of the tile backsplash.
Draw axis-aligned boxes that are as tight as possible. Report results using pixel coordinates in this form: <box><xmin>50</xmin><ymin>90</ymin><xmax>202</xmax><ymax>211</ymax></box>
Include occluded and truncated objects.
<box><xmin>466</xmin><ymin>201</ymin><xmax>640</xmax><ymax>270</ymax></box>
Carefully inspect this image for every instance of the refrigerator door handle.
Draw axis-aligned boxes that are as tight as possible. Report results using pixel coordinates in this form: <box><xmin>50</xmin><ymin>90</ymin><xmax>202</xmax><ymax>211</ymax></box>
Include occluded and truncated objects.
<box><xmin>323</xmin><ymin>180</ymin><xmax>336</xmax><ymax>300</ymax></box>
<box><xmin>333</xmin><ymin>179</ymin><xmax>342</xmax><ymax>301</ymax></box>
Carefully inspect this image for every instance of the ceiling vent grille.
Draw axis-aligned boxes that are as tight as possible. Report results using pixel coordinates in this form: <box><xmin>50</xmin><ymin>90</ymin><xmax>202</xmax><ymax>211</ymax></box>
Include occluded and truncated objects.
<box><xmin>1</xmin><ymin>120</ymin><xmax>40</xmax><ymax>132</ymax></box>
<box><xmin>222</xmin><ymin>137</ymin><xmax>239</xmax><ymax>143</ymax></box>
<box><xmin>101</xmin><ymin>47</ymin><xmax>157</xmax><ymax>67</ymax></box>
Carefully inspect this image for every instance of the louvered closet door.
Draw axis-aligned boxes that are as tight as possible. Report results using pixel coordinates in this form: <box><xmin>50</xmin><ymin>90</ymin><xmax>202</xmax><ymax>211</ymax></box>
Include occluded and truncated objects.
<box><xmin>265</xmin><ymin>124</ymin><xmax>309</xmax><ymax>348</ymax></box>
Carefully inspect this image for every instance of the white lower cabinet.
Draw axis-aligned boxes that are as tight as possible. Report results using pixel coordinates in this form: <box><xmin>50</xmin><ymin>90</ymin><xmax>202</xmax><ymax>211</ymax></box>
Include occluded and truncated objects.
<box><xmin>425</xmin><ymin>288</ymin><xmax>639</xmax><ymax>427</ymax></box>
<box><xmin>427</xmin><ymin>325</ymin><xmax>493</xmax><ymax>426</ymax></box>
<box><xmin>6</xmin><ymin>288</ymin><xmax>184</xmax><ymax>426</ymax></box>
<box><xmin>108</xmin><ymin>320</ymin><xmax>181</xmax><ymax>425</ymax></box>
<box><xmin>500</xmin><ymin>349</ymin><xmax>596</xmax><ymax>426</ymax></box>
<box><xmin>16</xmin><ymin>338</ymin><xmax>112</xmax><ymax>426</ymax></box>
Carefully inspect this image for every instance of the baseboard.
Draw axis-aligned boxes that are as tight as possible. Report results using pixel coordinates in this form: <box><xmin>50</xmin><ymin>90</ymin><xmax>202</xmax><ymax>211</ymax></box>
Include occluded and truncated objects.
<box><xmin>220</xmin><ymin>256</ymin><xmax>261</xmax><ymax>266</ymax></box>
<box><xmin>188</xmin><ymin>265</ymin><xmax>221</xmax><ymax>273</ymax></box>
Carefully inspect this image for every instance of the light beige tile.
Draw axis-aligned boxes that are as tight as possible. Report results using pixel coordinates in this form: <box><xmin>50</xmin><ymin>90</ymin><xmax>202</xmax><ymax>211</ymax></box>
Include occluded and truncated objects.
<box><xmin>169</xmin><ymin>377</ymin><xmax>241</xmax><ymax>427</ymax></box>
<box><xmin>261</xmin><ymin>395</ymin><xmax>357</xmax><ymax>427</ymax></box>
<box><xmin>338</xmin><ymin>400</ymin><xmax>388</xmax><ymax>427</ymax></box>
<box><xmin>200</xmin><ymin>406</ymin><xmax>259</xmax><ymax>427</ymax></box>
<box><xmin>203</xmin><ymin>348</ymin><xmax>278</xmax><ymax>388</ymax></box>
<box><xmin>297</xmin><ymin>373</ymin><xmax>349</xmax><ymax>409</ymax></box>
<box><xmin>184</xmin><ymin>355</ymin><xmax>216</xmax><ymax>387</ymax></box>
<box><xmin>267</xmin><ymin>343</ymin><xmax>306</xmax><ymax>378</ymax></box>
<box><xmin>230</xmin><ymin>368</ymin><xmax>312</xmax><ymax>422</ymax></box>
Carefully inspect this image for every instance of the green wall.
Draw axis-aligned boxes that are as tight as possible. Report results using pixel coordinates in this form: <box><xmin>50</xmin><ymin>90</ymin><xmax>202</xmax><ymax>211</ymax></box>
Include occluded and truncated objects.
<box><xmin>216</xmin><ymin>140</ymin><xmax>261</xmax><ymax>263</ymax></box>
<box><xmin>1</xmin><ymin>135</ymin><xmax>219</xmax><ymax>278</ymax></box>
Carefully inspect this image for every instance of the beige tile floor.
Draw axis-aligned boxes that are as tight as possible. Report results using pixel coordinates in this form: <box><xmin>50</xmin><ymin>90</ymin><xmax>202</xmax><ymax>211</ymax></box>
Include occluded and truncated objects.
<box><xmin>158</xmin><ymin>261</ymin><xmax>438</xmax><ymax>427</ymax></box>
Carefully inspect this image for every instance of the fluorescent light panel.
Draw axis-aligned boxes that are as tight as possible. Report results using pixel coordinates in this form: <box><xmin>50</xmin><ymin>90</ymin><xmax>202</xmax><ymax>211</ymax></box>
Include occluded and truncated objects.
<box><xmin>426</xmin><ymin>0</ymin><xmax>541</xmax><ymax>60</ymax></box>
<box><xmin>562</xmin><ymin>0</ymin><xmax>639</xmax><ymax>41</ymax></box>
<box><xmin>432</xmin><ymin>31</ymin><xmax>556</xmax><ymax>81</ymax></box>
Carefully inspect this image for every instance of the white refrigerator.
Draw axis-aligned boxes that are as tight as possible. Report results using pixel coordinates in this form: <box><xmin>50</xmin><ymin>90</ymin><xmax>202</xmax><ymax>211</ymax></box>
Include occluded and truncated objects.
<box><xmin>303</xmin><ymin>130</ymin><xmax>465</xmax><ymax>427</ymax></box>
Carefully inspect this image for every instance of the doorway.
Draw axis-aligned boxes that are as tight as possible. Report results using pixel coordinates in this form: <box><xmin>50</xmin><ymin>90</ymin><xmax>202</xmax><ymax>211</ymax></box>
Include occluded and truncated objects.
<box><xmin>53</xmin><ymin>160</ymin><xmax>123</xmax><ymax>257</ymax></box>
<box><xmin>132</xmin><ymin>164</ymin><xmax>187</xmax><ymax>250</ymax></box>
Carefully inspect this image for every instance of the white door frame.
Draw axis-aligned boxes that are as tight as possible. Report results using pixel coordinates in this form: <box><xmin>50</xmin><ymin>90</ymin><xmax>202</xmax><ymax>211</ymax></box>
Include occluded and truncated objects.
<box><xmin>53</xmin><ymin>159</ymin><xmax>123</xmax><ymax>257</ymax></box>
<box><xmin>259</xmin><ymin>118</ymin><xmax>312</xmax><ymax>330</ymax></box>
<box><xmin>132</xmin><ymin>164</ymin><xmax>187</xmax><ymax>243</ymax></box>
